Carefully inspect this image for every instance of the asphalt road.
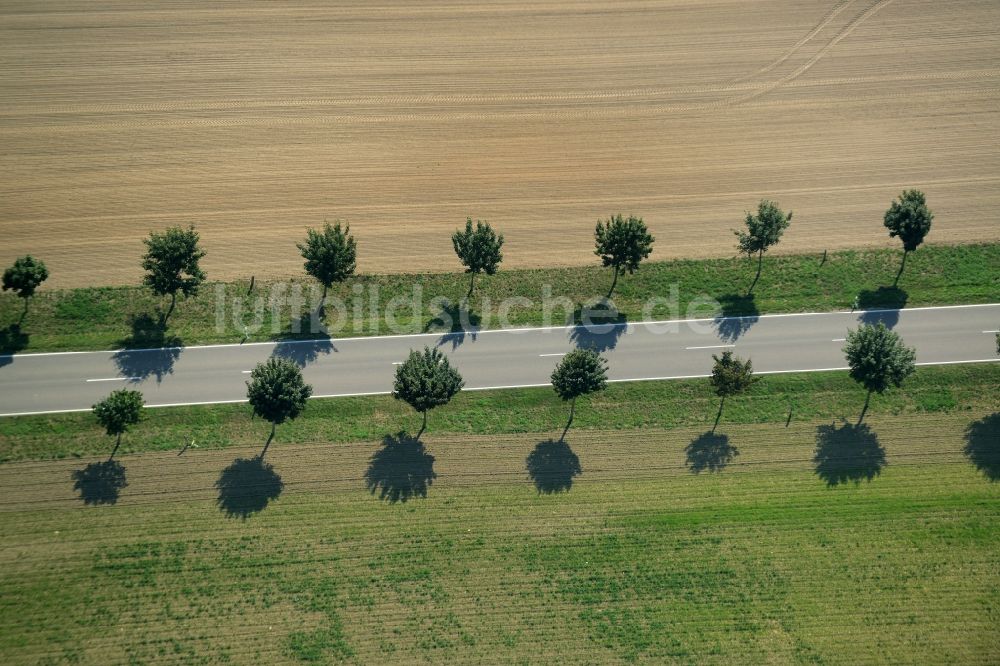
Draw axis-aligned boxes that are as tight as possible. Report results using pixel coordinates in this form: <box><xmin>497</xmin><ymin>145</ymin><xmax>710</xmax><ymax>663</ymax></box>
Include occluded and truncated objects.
<box><xmin>0</xmin><ymin>304</ymin><xmax>997</xmax><ymax>417</ymax></box>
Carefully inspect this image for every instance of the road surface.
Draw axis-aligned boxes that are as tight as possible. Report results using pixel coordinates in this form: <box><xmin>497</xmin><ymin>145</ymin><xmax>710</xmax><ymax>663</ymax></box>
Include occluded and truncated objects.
<box><xmin>0</xmin><ymin>304</ymin><xmax>997</xmax><ymax>417</ymax></box>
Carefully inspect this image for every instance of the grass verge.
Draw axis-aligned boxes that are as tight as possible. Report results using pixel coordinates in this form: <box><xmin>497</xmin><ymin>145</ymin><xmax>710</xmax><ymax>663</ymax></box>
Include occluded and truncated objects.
<box><xmin>0</xmin><ymin>243</ymin><xmax>996</xmax><ymax>353</ymax></box>
<box><xmin>1</xmin><ymin>363</ymin><xmax>996</xmax><ymax>462</ymax></box>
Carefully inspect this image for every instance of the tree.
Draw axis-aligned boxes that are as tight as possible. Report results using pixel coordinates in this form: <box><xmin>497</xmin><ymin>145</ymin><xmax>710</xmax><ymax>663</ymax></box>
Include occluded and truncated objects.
<box><xmin>734</xmin><ymin>199</ymin><xmax>792</xmax><ymax>295</ymax></box>
<box><xmin>92</xmin><ymin>389</ymin><xmax>144</xmax><ymax>460</ymax></box>
<box><xmin>452</xmin><ymin>218</ymin><xmax>504</xmax><ymax>297</ymax></box>
<box><xmin>141</xmin><ymin>225</ymin><xmax>206</xmax><ymax>323</ymax></box>
<box><xmin>709</xmin><ymin>351</ymin><xmax>759</xmax><ymax>432</ymax></box>
<box><xmin>550</xmin><ymin>348</ymin><xmax>608</xmax><ymax>440</ymax></box>
<box><xmin>883</xmin><ymin>189</ymin><xmax>933</xmax><ymax>286</ymax></box>
<box><xmin>246</xmin><ymin>357</ymin><xmax>313</xmax><ymax>457</ymax></box>
<box><xmin>3</xmin><ymin>255</ymin><xmax>49</xmax><ymax>324</ymax></box>
<box><xmin>843</xmin><ymin>322</ymin><xmax>916</xmax><ymax>425</ymax></box>
<box><xmin>594</xmin><ymin>214</ymin><xmax>654</xmax><ymax>298</ymax></box>
<box><xmin>392</xmin><ymin>347</ymin><xmax>464</xmax><ymax>438</ymax></box>
<box><xmin>297</xmin><ymin>221</ymin><xmax>356</xmax><ymax>310</ymax></box>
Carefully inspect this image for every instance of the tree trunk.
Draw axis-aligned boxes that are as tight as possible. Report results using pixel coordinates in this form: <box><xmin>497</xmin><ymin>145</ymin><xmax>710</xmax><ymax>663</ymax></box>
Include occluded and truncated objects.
<box><xmin>748</xmin><ymin>250</ymin><xmax>764</xmax><ymax>295</ymax></box>
<box><xmin>561</xmin><ymin>397</ymin><xmax>576</xmax><ymax>442</ymax></box>
<box><xmin>18</xmin><ymin>297</ymin><xmax>29</xmax><ymax>325</ymax></box>
<box><xmin>163</xmin><ymin>292</ymin><xmax>177</xmax><ymax>324</ymax></box>
<box><xmin>319</xmin><ymin>283</ymin><xmax>329</xmax><ymax>317</ymax></box>
<box><xmin>606</xmin><ymin>266</ymin><xmax>620</xmax><ymax>299</ymax></box>
<box><xmin>467</xmin><ymin>272</ymin><xmax>476</xmax><ymax>299</ymax></box>
<box><xmin>893</xmin><ymin>250</ymin><xmax>909</xmax><ymax>287</ymax></box>
<box><xmin>712</xmin><ymin>395</ymin><xmax>726</xmax><ymax>433</ymax></box>
<box><xmin>857</xmin><ymin>390</ymin><xmax>872</xmax><ymax>426</ymax></box>
<box><xmin>417</xmin><ymin>410</ymin><xmax>428</xmax><ymax>439</ymax></box>
<box><xmin>109</xmin><ymin>433</ymin><xmax>122</xmax><ymax>461</ymax></box>
<box><xmin>260</xmin><ymin>422</ymin><xmax>276</xmax><ymax>458</ymax></box>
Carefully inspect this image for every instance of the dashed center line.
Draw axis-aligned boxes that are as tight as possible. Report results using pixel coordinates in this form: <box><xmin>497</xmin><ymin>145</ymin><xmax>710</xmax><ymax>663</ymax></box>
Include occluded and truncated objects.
<box><xmin>685</xmin><ymin>344</ymin><xmax>735</xmax><ymax>350</ymax></box>
<box><xmin>86</xmin><ymin>377</ymin><xmax>140</xmax><ymax>383</ymax></box>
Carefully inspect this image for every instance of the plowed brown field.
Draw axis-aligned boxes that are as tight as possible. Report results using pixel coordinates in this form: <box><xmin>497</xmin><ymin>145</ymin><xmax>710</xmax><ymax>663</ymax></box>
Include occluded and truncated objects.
<box><xmin>2</xmin><ymin>0</ymin><xmax>999</xmax><ymax>288</ymax></box>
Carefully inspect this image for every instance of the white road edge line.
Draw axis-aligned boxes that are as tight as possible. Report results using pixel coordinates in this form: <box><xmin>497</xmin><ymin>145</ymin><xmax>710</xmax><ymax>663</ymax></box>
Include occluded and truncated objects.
<box><xmin>685</xmin><ymin>344</ymin><xmax>734</xmax><ymax>350</ymax></box>
<box><xmin>983</xmin><ymin>330</ymin><xmax>999</xmax><ymax>334</ymax></box>
<box><xmin>4</xmin><ymin>357</ymin><xmax>997</xmax><ymax>418</ymax></box>
<box><xmin>832</xmin><ymin>338</ymin><xmax>846</xmax><ymax>342</ymax></box>
<box><xmin>538</xmin><ymin>353</ymin><xmax>566</xmax><ymax>357</ymax></box>
<box><xmin>3</xmin><ymin>302</ymin><xmax>997</xmax><ymax>359</ymax></box>
<box><xmin>240</xmin><ymin>370</ymin><xmax>252</xmax><ymax>374</ymax></box>
<box><xmin>391</xmin><ymin>361</ymin><xmax>404</xmax><ymax>365</ymax></box>
<box><xmin>85</xmin><ymin>377</ymin><xmax>140</xmax><ymax>383</ymax></box>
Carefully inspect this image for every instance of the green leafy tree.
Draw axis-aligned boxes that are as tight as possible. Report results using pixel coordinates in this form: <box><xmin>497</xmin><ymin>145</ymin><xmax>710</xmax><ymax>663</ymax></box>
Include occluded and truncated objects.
<box><xmin>392</xmin><ymin>347</ymin><xmax>464</xmax><ymax>438</ymax></box>
<box><xmin>843</xmin><ymin>323</ymin><xmax>916</xmax><ymax>424</ymax></box>
<box><xmin>92</xmin><ymin>389</ymin><xmax>144</xmax><ymax>460</ymax></box>
<box><xmin>883</xmin><ymin>190</ymin><xmax>933</xmax><ymax>286</ymax></box>
<box><xmin>297</xmin><ymin>221</ymin><xmax>357</xmax><ymax>310</ymax></box>
<box><xmin>551</xmin><ymin>348</ymin><xmax>608</xmax><ymax>440</ymax></box>
<box><xmin>247</xmin><ymin>358</ymin><xmax>313</xmax><ymax>457</ymax></box>
<box><xmin>709</xmin><ymin>351</ymin><xmax>759</xmax><ymax>432</ymax></box>
<box><xmin>452</xmin><ymin>218</ymin><xmax>504</xmax><ymax>297</ymax></box>
<box><xmin>2</xmin><ymin>255</ymin><xmax>49</xmax><ymax>324</ymax></box>
<box><xmin>594</xmin><ymin>214</ymin><xmax>654</xmax><ymax>298</ymax></box>
<box><xmin>141</xmin><ymin>226</ymin><xmax>206</xmax><ymax>323</ymax></box>
<box><xmin>734</xmin><ymin>199</ymin><xmax>793</xmax><ymax>295</ymax></box>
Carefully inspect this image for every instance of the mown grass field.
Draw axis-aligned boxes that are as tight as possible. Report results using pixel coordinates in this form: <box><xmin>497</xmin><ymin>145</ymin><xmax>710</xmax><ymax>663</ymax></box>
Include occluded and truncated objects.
<box><xmin>1</xmin><ymin>407</ymin><xmax>997</xmax><ymax>664</ymax></box>
<box><xmin>1</xmin><ymin>243</ymin><xmax>997</xmax><ymax>354</ymax></box>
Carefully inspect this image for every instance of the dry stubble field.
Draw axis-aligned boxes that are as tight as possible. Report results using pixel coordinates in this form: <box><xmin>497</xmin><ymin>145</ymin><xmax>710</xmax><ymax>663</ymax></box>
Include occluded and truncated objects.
<box><xmin>1</xmin><ymin>0</ymin><xmax>999</xmax><ymax>288</ymax></box>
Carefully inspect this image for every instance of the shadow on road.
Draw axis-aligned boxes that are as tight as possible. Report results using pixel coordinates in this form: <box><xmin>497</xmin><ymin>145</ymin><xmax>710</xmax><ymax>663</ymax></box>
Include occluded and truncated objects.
<box><xmin>72</xmin><ymin>460</ymin><xmax>128</xmax><ymax>505</ymax></box>
<box><xmin>364</xmin><ymin>432</ymin><xmax>436</xmax><ymax>503</ymax></box>
<box><xmin>0</xmin><ymin>324</ymin><xmax>29</xmax><ymax>368</ymax></box>
<box><xmin>526</xmin><ymin>439</ymin><xmax>582</xmax><ymax>493</ymax></box>
<box><xmin>271</xmin><ymin>314</ymin><xmax>337</xmax><ymax>367</ymax></box>
<box><xmin>713</xmin><ymin>293</ymin><xmax>759</xmax><ymax>343</ymax></box>
<box><xmin>963</xmin><ymin>413</ymin><xmax>1000</xmax><ymax>482</ymax></box>
<box><xmin>569</xmin><ymin>300</ymin><xmax>627</xmax><ymax>352</ymax></box>
<box><xmin>813</xmin><ymin>420</ymin><xmax>886</xmax><ymax>486</ymax></box>
<box><xmin>113</xmin><ymin>313</ymin><xmax>182</xmax><ymax>383</ymax></box>
<box><xmin>685</xmin><ymin>431</ymin><xmax>739</xmax><ymax>473</ymax></box>
<box><xmin>427</xmin><ymin>300</ymin><xmax>481</xmax><ymax>350</ymax></box>
<box><xmin>216</xmin><ymin>456</ymin><xmax>284</xmax><ymax>519</ymax></box>
<box><xmin>856</xmin><ymin>286</ymin><xmax>908</xmax><ymax>328</ymax></box>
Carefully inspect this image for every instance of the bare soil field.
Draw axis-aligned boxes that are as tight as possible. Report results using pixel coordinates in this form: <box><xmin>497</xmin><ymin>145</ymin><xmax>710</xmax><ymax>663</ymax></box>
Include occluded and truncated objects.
<box><xmin>2</xmin><ymin>0</ymin><xmax>998</xmax><ymax>288</ymax></box>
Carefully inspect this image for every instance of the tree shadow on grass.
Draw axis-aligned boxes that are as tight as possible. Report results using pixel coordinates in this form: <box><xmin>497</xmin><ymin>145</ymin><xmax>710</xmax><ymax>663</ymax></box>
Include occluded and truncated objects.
<box><xmin>427</xmin><ymin>300</ymin><xmax>481</xmax><ymax>350</ymax></box>
<box><xmin>856</xmin><ymin>286</ymin><xmax>908</xmax><ymax>328</ymax></box>
<box><xmin>814</xmin><ymin>420</ymin><xmax>886</xmax><ymax>486</ymax></box>
<box><xmin>364</xmin><ymin>432</ymin><xmax>436</xmax><ymax>503</ymax></box>
<box><xmin>963</xmin><ymin>413</ymin><xmax>1000</xmax><ymax>482</ymax></box>
<box><xmin>215</xmin><ymin>457</ymin><xmax>284</xmax><ymax>519</ymax></box>
<box><xmin>0</xmin><ymin>324</ymin><xmax>29</xmax><ymax>368</ymax></box>
<box><xmin>713</xmin><ymin>293</ymin><xmax>759</xmax><ymax>343</ymax></box>
<box><xmin>72</xmin><ymin>460</ymin><xmax>128</xmax><ymax>505</ymax></box>
<box><xmin>526</xmin><ymin>439</ymin><xmax>582</xmax><ymax>494</ymax></box>
<box><xmin>685</xmin><ymin>431</ymin><xmax>739</xmax><ymax>473</ymax></box>
<box><xmin>113</xmin><ymin>313</ymin><xmax>182</xmax><ymax>383</ymax></box>
<box><xmin>570</xmin><ymin>300</ymin><xmax>627</xmax><ymax>352</ymax></box>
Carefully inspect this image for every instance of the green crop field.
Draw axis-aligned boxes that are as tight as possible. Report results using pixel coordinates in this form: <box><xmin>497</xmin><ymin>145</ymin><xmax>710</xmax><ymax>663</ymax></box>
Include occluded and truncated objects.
<box><xmin>1</xmin><ymin>408</ymin><xmax>997</xmax><ymax>664</ymax></box>
<box><xmin>1</xmin><ymin>243</ymin><xmax>996</xmax><ymax>354</ymax></box>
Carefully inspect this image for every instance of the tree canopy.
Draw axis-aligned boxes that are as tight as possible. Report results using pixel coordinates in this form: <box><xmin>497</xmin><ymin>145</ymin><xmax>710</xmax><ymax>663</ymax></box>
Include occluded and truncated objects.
<box><xmin>709</xmin><ymin>351</ymin><xmax>758</xmax><ymax>431</ymax></box>
<box><xmin>594</xmin><ymin>214</ymin><xmax>654</xmax><ymax>297</ymax></box>
<box><xmin>551</xmin><ymin>348</ymin><xmax>608</xmax><ymax>439</ymax></box>
<box><xmin>297</xmin><ymin>221</ymin><xmax>357</xmax><ymax>299</ymax></box>
<box><xmin>92</xmin><ymin>389</ymin><xmax>144</xmax><ymax>459</ymax></box>
<box><xmin>883</xmin><ymin>190</ymin><xmax>933</xmax><ymax>285</ymax></box>
<box><xmin>3</xmin><ymin>255</ymin><xmax>49</xmax><ymax>322</ymax></box>
<box><xmin>392</xmin><ymin>346</ymin><xmax>465</xmax><ymax>436</ymax></box>
<box><xmin>247</xmin><ymin>357</ymin><xmax>313</xmax><ymax>456</ymax></box>
<box><xmin>141</xmin><ymin>225</ymin><xmax>206</xmax><ymax>321</ymax></box>
<box><xmin>843</xmin><ymin>322</ymin><xmax>916</xmax><ymax>423</ymax></box>
<box><xmin>452</xmin><ymin>218</ymin><xmax>504</xmax><ymax>296</ymax></box>
<box><xmin>734</xmin><ymin>199</ymin><xmax>792</xmax><ymax>294</ymax></box>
